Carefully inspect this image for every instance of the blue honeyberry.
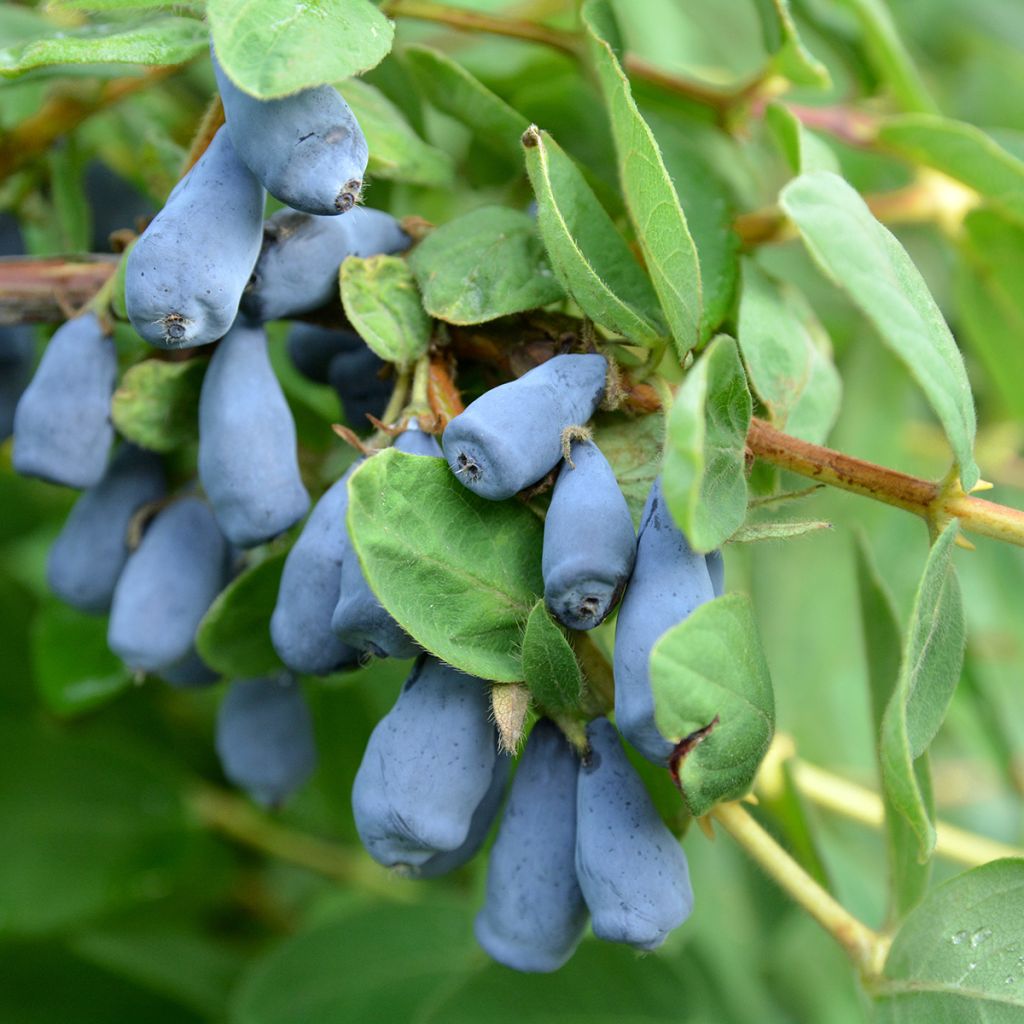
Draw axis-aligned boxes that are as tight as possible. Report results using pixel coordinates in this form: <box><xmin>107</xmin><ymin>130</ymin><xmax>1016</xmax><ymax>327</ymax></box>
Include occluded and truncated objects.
<box><xmin>442</xmin><ymin>354</ymin><xmax>607</xmax><ymax>501</ymax></box>
<box><xmin>286</xmin><ymin>324</ymin><xmax>363</xmax><ymax>384</ymax></box>
<box><xmin>327</xmin><ymin>344</ymin><xmax>391</xmax><ymax>432</ymax></box>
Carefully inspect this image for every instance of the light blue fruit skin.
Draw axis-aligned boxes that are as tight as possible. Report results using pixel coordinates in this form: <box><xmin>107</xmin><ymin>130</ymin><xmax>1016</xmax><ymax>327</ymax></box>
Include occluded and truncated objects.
<box><xmin>159</xmin><ymin>647</ymin><xmax>220</xmax><ymax>688</ymax></box>
<box><xmin>613</xmin><ymin>478</ymin><xmax>715</xmax><ymax>765</ymax></box>
<box><xmin>706</xmin><ymin>549</ymin><xmax>725</xmax><ymax>598</ymax></box>
<box><xmin>0</xmin><ymin>325</ymin><xmax>34</xmax><ymax>441</ymax></box>
<box><xmin>125</xmin><ymin>127</ymin><xmax>265</xmax><ymax>350</ymax></box>
<box><xmin>286</xmin><ymin>324</ymin><xmax>363</xmax><ymax>384</ymax></box>
<box><xmin>442</xmin><ymin>354</ymin><xmax>607</xmax><ymax>501</ymax></box>
<box><xmin>46</xmin><ymin>444</ymin><xmax>166</xmax><ymax>614</ymax></box>
<box><xmin>542</xmin><ymin>439</ymin><xmax>635</xmax><ymax>631</ymax></box>
<box><xmin>327</xmin><ymin>345</ymin><xmax>391</xmax><ymax>432</ymax></box>
<box><xmin>242</xmin><ymin>207</ymin><xmax>409</xmax><ymax>323</ymax></box>
<box><xmin>331</xmin><ymin>425</ymin><xmax>442</xmax><ymax>659</ymax></box>
<box><xmin>411</xmin><ymin>751</ymin><xmax>510</xmax><ymax>880</ymax></box>
<box><xmin>215</xmin><ymin>674</ymin><xmax>317</xmax><ymax>807</ymax></box>
<box><xmin>198</xmin><ymin>320</ymin><xmax>310</xmax><ymax>548</ymax></box>
<box><xmin>12</xmin><ymin>313</ymin><xmax>116</xmax><ymax>488</ymax></box>
<box><xmin>212</xmin><ymin>53</ymin><xmax>368</xmax><ymax>217</ymax></box>
<box><xmin>352</xmin><ymin>656</ymin><xmax>498</xmax><ymax>869</ymax></box>
<box><xmin>474</xmin><ymin>719</ymin><xmax>588</xmax><ymax>973</ymax></box>
<box><xmin>270</xmin><ymin>463</ymin><xmax>362</xmax><ymax>676</ymax></box>
<box><xmin>576</xmin><ymin>717</ymin><xmax>694</xmax><ymax>950</ymax></box>
<box><xmin>108</xmin><ymin>497</ymin><xmax>229</xmax><ymax>673</ymax></box>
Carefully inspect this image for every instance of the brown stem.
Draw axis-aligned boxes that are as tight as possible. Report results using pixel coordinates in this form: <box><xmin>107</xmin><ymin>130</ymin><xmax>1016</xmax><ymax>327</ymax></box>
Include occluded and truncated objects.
<box><xmin>0</xmin><ymin>64</ymin><xmax>185</xmax><ymax>181</ymax></box>
<box><xmin>0</xmin><ymin>255</ymin><xmax>118</xmax><ymax>324</ymax></box>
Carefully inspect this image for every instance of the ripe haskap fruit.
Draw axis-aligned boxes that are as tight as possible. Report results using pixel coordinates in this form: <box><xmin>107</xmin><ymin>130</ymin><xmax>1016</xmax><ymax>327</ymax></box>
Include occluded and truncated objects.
<box><xmin>352</xmin><ymin>656</ymin><xmax>498</xmax><ymax>869</ymax></box>
<box><xmin>198</xmin><ymin>320</ymin><xmax>309</xmax><ymax>548</ymax></box>
<box><xmin>46</xmin><ymin>444</ymin><xmax>166</xmax><ymax>614</ymax></box>
<box><xmin>125</xmin><ymin>127</ymin><xmax>264</xmax><ymax>349</ymax></box>
<box><xmin>0</xmin><ymin>324</ymin><xmax>34</xmax><ymax>442</ymax></box>
<box><xmin>286</xmin><ymin>324</ymin><xmax>363</xmax><ymax>384</ymax></box>
<box><xmin>331</xmin><ymin>424</ymin><xmax>442</xmax><ymax>659</ymax></box>
<box><xmin>327</xmin><ymin>344</ymin><xmax>391</xmax><ymax>431</ymax></box>
<box><xmin>576</xmin><ymin>717</ymin><xmax>694</xmax><ymax>949</ymax></box>
<box><xmin>215</xmin><ymin>674</ymin><xmax>316</xmax><ymax>807</ymax></box>
<box><xmin>12</xmin><ymin>313</ymin><xmax>117</xmax><ymax>488</ymax></box>
<box><xmin>442</xmin><ymin>354</ymin><xmax>607</xmax><ymax>501</ymax></box>
<box><xmin>614</xmin><ymin>478</ymin><xmax>715</xmax><ymax>764</ymax></box>
<box><xmin>108</xmin><ymin>496</ymin><xmax>229</xmax><ymax>673</ymax></box>
<box><xmin>542</xmin><ymin>439</ymin><xmax>635</xmax><ymax>630</ymax></box>
<box><xmin>474</xmin><ymin>718</ymin><xmax>587</xmax><ymax>973</ymax></box>
<box><xmin>270</xmin><ymin>462</ymin><xmax>361</xmax><ymax>676</ymax></box>
<box><xmin>706</xmin><ymin>549</ymin><xmax>725</xmax><ymax>598</ymax></box>
<box><xmin>212</xmin><ymin>51</ymin><xmax>368</xmax><ymax>217</ymax></box>
<box><xmin>242</xmin><ymin>207</ymin><xmax>409</xmax><ymax>323</ymax></box>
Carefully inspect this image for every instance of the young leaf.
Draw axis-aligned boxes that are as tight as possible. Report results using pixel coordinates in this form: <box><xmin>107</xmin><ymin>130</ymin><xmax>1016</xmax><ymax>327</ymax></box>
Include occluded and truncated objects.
<box><xmin>520</xmin><ymin>600</ymin><xmax>581</xmax><ymax>714</ymax></box>
<box><xmin>781</xmin><ymin>171</ymin><xmax>979</xmax><ymax>489</ymax></box>
<box><xmin>339</xmin><ymin>255</ymin><xmax>431</xmax><ymax>369</ymax></box>
<box><xmin>522</xmin><ymin>126</ymin><xmax>665</xmax><ymax>344</ymax></box>
<box><xmin>195</xmin><ymin>552</ymin><xmax>286</xmax><ymax>679</ymax></box>
<box><xmin>207</xmin><ymin>0</ymin><xmax>392</xmax><ymax>99</ymax></box>
<box><xmin>879</xmin><ymin>523</ymin><xmax>965</xmax><ymax>863</ymax></box>
<box><xmin>755</xmin><ymin>0</ymin><xmax>831</xmax><ymax>89</ymax></box>
<box><xmin>111</xmin><ymin>358</ymin><xmax>205</xmax><ymax>453</ymax></box>
<box><xmin>347</xmin><ymin>449</ymin><xmax>543</xmax><ymax>683</ymax></box>
<box><xmin>404</xmin><ymin>45</ymin><xmax>531</xmax><ymax>163</ymax></box>
<box><xmin>408</xmin><ymin>206</ymin><xmax>564</xmax><ymax>325</ymax></box>
<box><xmin>878</xmin><ymin>114</ymin><xmax>1024</xmax><ymax>227</ymax></box>
<box><xmin>875</xmin><ymin>859</ymin><xmax>1024</xmax><ymax>1021</ymax></box>
<box><xmin>729</xmin><ymin>519</ymin><xmax>831</xmax><ymax>542</ymax></box>
<box><xmin>336</xmin><ymin>78</ymin><xmax>454</xmax><ymax>189</ymax></box>
<box><xmin>738</xmin><ymin>258</ymin><xmax>841</xmax><ymax>443</ymax></box>
<box><xmin>0</xmin><ymin>16</ymin><xmax>208</xmax><ymax>76</ymax></box>
<box><xmin>651</xmin><ymin>594</ymin><xmax>775</xmax><ymax>816</ymax></box>
<box><xmin>582</xmin><ymin>0</ymin><xmax>703</xmax><ymax>357</ymax></box>
<box><xmin>662</xmin><ymin>336</ymin><xmax>752</xmax><ymax>553</ymax></box>
<box><xmin>854</xmin><ymin>535</ymin><xmax>931</xmax><ymax>921</ymax></box>
<box><xmin>765</xmin><ymin>103</ymin><xmax>840</xmax><ymax>176</ymax></box>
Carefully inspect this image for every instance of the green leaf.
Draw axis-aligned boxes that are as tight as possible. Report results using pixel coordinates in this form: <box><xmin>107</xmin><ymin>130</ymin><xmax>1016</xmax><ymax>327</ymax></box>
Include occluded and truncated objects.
<box><xmin>347</xmin><ymin>449</ymin><xmax>543</xmax><ymax>683</ymax></box>
<box><xmin>0</xmin><ymin>719</ymin><xmax>193</xmax><ymax>936</ymax></box>
<box><xmin>591</xmin><ymin>410</ymin><xmax>665</xmax><ymax>527</ymax></box>
<box><xmin>583</xmin><ymin>0</ymin><xmax>703</xmax><ymax>357</ymax></box>
<box><xmin>875</xmin><ymin>859</ymin><xmax>1024</xmax><ymax>1022</ymax></box>
<box><xmin>780</xmin><ymin>171</ymin><xmax>979</xmax><ymax>489</ymax></box>
<box><xmin>49</xmin><ymin>0</ymin><xmax>199</xmax><ymax>10</ymax></box>
<box><xmin>523</xmin><ymin>126</ymin><xmax>665</xmax><ymax>345</ymax></box>
<box><xmin>756</xmin><ymin>0</ymin><xmax>831</xmax><ymax>89</ymax></box>
<box><xmin>31</xmin><ymin>601</ymin><xmax>131</xmax><ymax>717</ymax></box>
<box><xmin>404</xmin><ymin>45</ymin><xmax>531</xmax><ymax>163</ymax></box>
<box><xmin>854</xmin><ymin>535</ymin><xmax>931</xmax><ymax>921</ymax></box>
<box><xmin>651</xmin><ymin>594</ymin><xmax>775</xmax><ymax>816</ymax></box>
<box><xmin>111</xmin><ymin>358</ymin><xmax>205</xmax><ymax>453</ymax></box>
<box><xmin>737</xmin><ymin>259</ymin><xmax>841</xmax><ymax>444</ymax></box>
<box><xmin>339</xmin><ymin>255</ymin><xmax>431</xmax><ymax>369</ymax></box>
<box><xmin>729</xmin><ymin>519</ymin><xmax>832</xmax><ymax>542</ymax></box>
<box><xmin>765</xmin><ymin>103</ymin><xmax>840</xmax><ymax>176</ymax></box>
<box><xmin>880</xmin><ymin>523</ymin><xmax>964</xmax><ymax>863</ymax></box>
<box><xmin>832</xmin><ymin>0</ymin><xmax>936</xmax><ymax>113</ymax></box>
<box><xmin>662</xmin><ymin>336</ymin><xmax>752</xmax><ymax>554</ymax></box>
<box><xmin>878</xmin><ymin>114</ymin><xmax>1024</xmax><ymax>227</ymax></box>
<box><xmin>409</xmin><ymin>206</ymin><xmax>564</xmax><ymax>325</ymax></box>
<box><xmin>0</xmin><ymin>16</ymin><xmax>208</xmax><ymax>76</ymax></box>
<box><xmin>207</xmin><ymin>0</ymin><xmax>393</xmax><ymax>99</ymax></box>
<box><xmin>520</xmin><ymin>600</ymin><xmax>581</xmax><ymax>713</ymax></box>
<box><xmin>956</xmin><ymin>210</ymin><xmax>1024</xmax><ymax>419</ymax></box>
<box><xmin>195</xmin><ymin>552</ymin><xmax>286</xmax><ymax>679</ymax></box>
<box><xmin>336</xmin><ymin>78</ymin><xmax>454</xmax><ymax>189</ymax></box>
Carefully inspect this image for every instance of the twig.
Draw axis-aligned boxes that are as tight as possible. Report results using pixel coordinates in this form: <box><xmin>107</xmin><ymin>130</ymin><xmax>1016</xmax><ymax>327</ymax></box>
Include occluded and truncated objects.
<box><xmin>0</xmin><ymin>255</ymin><xmax>118</xmax><ymax>325</ymax></box>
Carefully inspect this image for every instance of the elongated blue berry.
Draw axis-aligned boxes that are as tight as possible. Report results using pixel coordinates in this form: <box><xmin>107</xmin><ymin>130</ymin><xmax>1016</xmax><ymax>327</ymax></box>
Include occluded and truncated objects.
<box><xmin>542</xmin><ymin>439</ymin><xmax>635</xmax><ymax>630</ymax></box>
<box><xmin>125</xmin><ymin>127</ymin><xmax>265</xmax><ymax>349</ymax></box>
<box><xmin>327</xmin><ymin>344</ymin><xmax>390</xmax><ymax>431</ymax></box>
<box><xmin>474</xmin><ymin>719</ymin><xmax>587</xmax><ymax>972</ymax></box>
<box><xmin>47</xmin><ymin>444</ymin><xmax>166</xmax><ymax>613</ymax></box>
<box><xmin>108</xmin><ymin>496</ymin><xmax>229</xmax><ymax>673</ymax></box>
<box><xmin>442</xmin><ymin>354</ymin><xmax>607</xmax><ymax>500</ymax></box>
<box><xmin>213</xmin><ymin>52</ymin><xmax>368</xmax><ymax>217</ymax></box>
<box><xmin>352</xmin><ymin>656</ymin><xmax>498</xmax><ymax>869</ymax></box>
<box><xmin>287</xmin><ymin>324</ymin><xmax>362</xmax><ymax>384</ymax></box>
<box><xmin>216</xmin><ymin>674</ymin><xmax>316</xmax><ymax>807</ymax></box>
<box><xmin>576</xmin><ymin>717</ymin><xmax>694</xmax><ymax>949</ymax></box>
<box><xmin>198</xmin><ymin>320</ymin><xmax>309</xmax><ymax>547</ymax></box>
<box><xmin>614</xmin><ymin>478</ymin><xmax>714</xmax><ymax>764</ymax></box>
<box><xmin>12</xmin><ymin>313</ymin><xmax>116</xmax><ymax>488</ymax></box>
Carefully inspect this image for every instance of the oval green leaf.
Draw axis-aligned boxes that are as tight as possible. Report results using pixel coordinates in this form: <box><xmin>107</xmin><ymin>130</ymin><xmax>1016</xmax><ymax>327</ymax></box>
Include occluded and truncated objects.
<box><xmin>521</xmin><ymin>600</ymin><xmax>581</xmax><ymax>714</ymax></box>
<box><xmin>111</xmin><ymin>358</ymin><xmax>205</xmax><ymax>453</ymax></box>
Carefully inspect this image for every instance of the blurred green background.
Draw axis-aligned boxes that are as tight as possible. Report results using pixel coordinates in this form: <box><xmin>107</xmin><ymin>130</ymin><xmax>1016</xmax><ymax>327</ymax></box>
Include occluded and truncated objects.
<box><xmin>2</xmin><ymin>0</ymin><xmax>1024</xmax><ymax>1021</ymax></box>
